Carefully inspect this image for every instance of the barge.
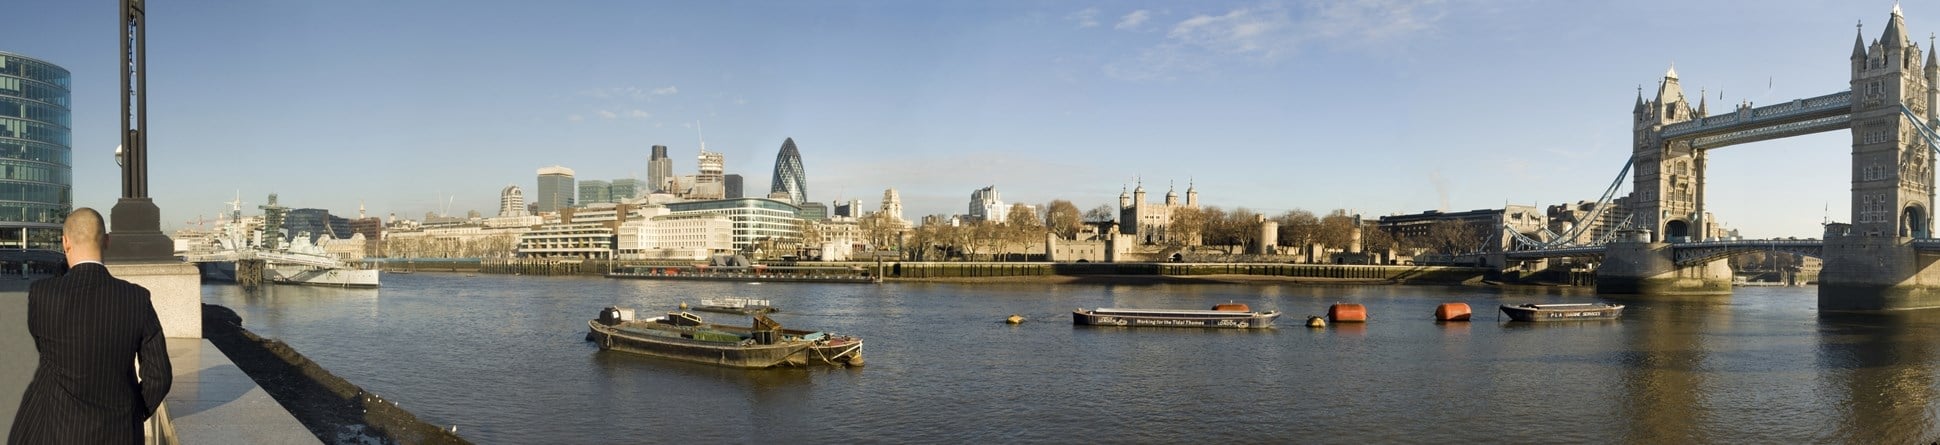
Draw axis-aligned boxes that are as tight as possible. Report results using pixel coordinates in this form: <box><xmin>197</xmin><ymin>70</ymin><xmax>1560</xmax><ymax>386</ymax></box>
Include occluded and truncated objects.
<box><xmin>1072</xmin><ymin>303</ymin><xmax>1280</xmax><ymax>329</ymax></box>
<box><xmin>1499</xmin><ymin>303</ymin><xmax>1625</xmax><ymax>322</ymax></box>
<box><xmin>587</xmin><ymin>307</ymin><xmax>863</xmax><ymax>368</ymax></box>
<box><xmin>693</xmin><ymin>298</ymin><xmax>779</xmax><ymax>315</ymax></box>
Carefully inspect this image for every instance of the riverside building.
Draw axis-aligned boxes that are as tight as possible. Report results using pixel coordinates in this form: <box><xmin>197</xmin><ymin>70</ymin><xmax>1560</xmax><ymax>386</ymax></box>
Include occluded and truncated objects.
<box><xmin>665</xmin><ymin>197</ymin><xmax>802</xmax><ymax>250</ymax></box>
<box><xmin>0</xmin><ymin>52</ymin><xmax>71</xmax><ymax>249</ymax></box>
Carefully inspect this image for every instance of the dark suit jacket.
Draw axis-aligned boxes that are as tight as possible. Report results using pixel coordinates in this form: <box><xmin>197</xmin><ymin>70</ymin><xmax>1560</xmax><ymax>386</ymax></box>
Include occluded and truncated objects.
<box><xmin>8</xmin><ymin>263</ymin><xmax>172</xmax><ymax>445</ymax></box>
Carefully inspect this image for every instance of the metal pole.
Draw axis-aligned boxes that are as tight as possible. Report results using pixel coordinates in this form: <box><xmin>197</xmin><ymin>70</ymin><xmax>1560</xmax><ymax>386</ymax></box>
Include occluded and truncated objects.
<box><xmin>104</xmin><ymin>0</ymin><xmax>176</xmax><ymax>262</ymax></box>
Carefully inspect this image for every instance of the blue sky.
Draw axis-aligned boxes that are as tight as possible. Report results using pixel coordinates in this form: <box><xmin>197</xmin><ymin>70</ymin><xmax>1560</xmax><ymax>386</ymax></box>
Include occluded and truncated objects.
<box><xmin>0</xmin><ymin>1</ymin><xmax>1923</xmax><ymax>236</ymax></box>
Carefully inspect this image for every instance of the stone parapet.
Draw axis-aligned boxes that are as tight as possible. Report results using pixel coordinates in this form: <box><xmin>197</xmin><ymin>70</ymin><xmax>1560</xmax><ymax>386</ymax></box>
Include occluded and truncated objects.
<box><xmin>108</xmin><ymin>261</ymin><xmax>202</xmax><ymax>339</ymax></box>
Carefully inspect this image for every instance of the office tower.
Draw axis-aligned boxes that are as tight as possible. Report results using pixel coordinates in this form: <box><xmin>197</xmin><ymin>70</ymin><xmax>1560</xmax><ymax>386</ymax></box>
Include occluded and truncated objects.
<box><xmin>0</xmin><ymin>52</ymin><xmax>71</xmax><ymax>249</ymax></box>
<box><xmin>648</xmin><ymin>145</ymin><xmax>672</xmax><ymax>193</ymax></box>
<box><xmin>770</xmin><ymin>138</ymin><xmax>807</xmax><ymax>205</ymax></box>
<box><xmin>536</xmin><ymin>165</ymin><xmax>576</xmax><ymax>213</ymax></box>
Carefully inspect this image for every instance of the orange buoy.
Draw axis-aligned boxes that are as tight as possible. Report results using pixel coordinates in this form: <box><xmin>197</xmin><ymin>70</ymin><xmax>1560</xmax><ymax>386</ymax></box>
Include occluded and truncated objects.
<box><xmin>1434</xmin><ymin>302</ymin><xmax>1472</xmax><ymax>322</ymax></box>
<box><xmin>1328</xmin><ymin>303</ymin><xmax>1367</xmax><ymax>323</ymax></box>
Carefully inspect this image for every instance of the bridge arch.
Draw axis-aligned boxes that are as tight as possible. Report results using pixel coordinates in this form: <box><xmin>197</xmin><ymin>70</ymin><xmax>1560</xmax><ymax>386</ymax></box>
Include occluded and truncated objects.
<box><xmin>1663</xmin><ymin>220</ymin><xmax>1691</xmax><ymax>241</ymax></box>
<box><xmin>1905</xmin><ymin>204</ymin><xmax>1928</xmax><ymax>238</ymax></box>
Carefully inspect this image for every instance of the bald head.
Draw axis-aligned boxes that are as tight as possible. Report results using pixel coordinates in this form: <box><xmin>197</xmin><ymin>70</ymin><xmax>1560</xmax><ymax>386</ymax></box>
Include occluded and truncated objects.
<box><xmin>63</xmin><ymin>207</ymin><xmax>106</xmax><ymax>264</ymax></box>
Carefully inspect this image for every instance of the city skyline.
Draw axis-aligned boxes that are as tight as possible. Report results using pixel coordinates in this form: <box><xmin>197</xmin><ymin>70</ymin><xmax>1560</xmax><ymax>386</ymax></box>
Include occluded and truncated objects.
<box><xmin>0</xmin><ymin>1</ymin><xmax>1918</xmax><ymax>236</ymax></box>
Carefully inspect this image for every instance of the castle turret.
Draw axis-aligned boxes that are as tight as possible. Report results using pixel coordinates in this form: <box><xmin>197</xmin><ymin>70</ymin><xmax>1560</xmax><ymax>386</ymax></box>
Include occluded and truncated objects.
<box><xmin>1186</xmin><ymin>181</ymin><xmax>1199</xmax><ymax>208</ymax></box>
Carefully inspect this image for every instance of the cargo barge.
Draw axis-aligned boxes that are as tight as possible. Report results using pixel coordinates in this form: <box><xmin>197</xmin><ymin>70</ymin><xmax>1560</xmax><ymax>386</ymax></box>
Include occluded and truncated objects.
<box><xmin>1072</xmin><ymin>303</ymin><xmax>1280</xmax><ymax>329</ymax></box>
<box><xmin>1498</xmin><ymin>303</ymin><xmax>1625</xmax><ymax>322</ymax></box>
<box><xmin>587</xmin><ymin>307</ymin><xmax>863</xmax><ymax>368</ymax></box>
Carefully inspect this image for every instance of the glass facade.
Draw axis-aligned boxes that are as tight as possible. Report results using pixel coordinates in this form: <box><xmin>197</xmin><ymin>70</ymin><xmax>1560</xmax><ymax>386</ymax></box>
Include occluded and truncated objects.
<box><xmin>578</xmin><ymin>179</ymin><xmax>611</xmax><ymax>205</ymax></box>
<box><xmin>535</xmin><ymin>166</ymin><xmax>574</xmax><ymax>213</ymax></box>
<box><xmin>666</xmin><ymin>198</ymin><xmax>802</xmax><ymax>249</ymax></box>
<box><xmin>0</xmin><ymin>52</ymin><xmax>70</xmax><ymax>250</ymax></box>
<box><xmin>770</xmin><ymin>138</ymin><xmax>806</xmax><ymax>204</ymax></box>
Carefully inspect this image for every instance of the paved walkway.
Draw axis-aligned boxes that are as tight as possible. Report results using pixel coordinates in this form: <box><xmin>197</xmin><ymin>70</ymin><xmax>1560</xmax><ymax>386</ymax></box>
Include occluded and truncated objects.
<box><xmin>165</xmin><ymin>339</ymin><xmax>319</xmax><ymax>444</ymax></box>
<box><xmin>0</xmin><ymin>276</ymin><xmax>316</xmax><ymax>444</ymax></box>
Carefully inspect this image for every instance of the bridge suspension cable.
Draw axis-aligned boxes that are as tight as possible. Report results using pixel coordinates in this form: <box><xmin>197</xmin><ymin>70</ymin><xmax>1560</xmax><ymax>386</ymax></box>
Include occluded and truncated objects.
<box><xmin>1508</xmin><ymin>154</ymin><xmax>1635</xmax><ymax>250</ymax></box>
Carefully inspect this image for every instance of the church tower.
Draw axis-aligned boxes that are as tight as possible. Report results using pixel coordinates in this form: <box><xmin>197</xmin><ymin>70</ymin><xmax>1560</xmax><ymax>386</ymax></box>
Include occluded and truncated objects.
<box><xmin>1849</xmin><ymin>5</ymin><xmax>1934</xmax><ymax>238</ymax></box>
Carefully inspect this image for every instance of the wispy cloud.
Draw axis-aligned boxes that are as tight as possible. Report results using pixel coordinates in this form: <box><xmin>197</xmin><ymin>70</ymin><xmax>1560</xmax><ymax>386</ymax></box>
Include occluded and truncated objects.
<box><xmin>1105</xmin><ymin>1</ymin><xmax>1447</xmax><ymax>81</ymax></box>
<box><xmin>597</xmin><ymin>110</ymin><xmax>618</xmax><ymax>119</ymax></box>
<box><xmin>567</xmin><ymin>114</ymin><xmax>584</xmax><ymax>122</ymax></box>
<box><xmin>1115</xmin><ymin>10</ymin><xmax>1151</xmax><ymax>30</ymax></box>
<box><xmin>626</xmin><ymin>109</ymin><xmax>651</xmax><ymax>119</ymax></box>
<box><xmin>1067</xmin><ymin>7</ymin><xmax>1101</xmax><ymax>28</ymax></box>
<box><xmin>581</xmin><ymin>85</ymin><xmax>680</xmax><ymax>101</ymax></box>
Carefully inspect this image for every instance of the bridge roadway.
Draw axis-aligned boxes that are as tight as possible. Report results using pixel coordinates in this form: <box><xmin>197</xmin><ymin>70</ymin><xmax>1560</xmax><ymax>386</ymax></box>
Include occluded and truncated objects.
<box><xmin>1509</xmin><ymin>238</ymin><xmax>1940</xmax><ymax>267</ymax></box>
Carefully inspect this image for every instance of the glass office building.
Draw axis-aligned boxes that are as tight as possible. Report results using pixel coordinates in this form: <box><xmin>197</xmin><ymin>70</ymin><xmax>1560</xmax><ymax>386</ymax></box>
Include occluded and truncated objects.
<box><xmin>0</xmin><ymin>52</ymin><xmax>71</xmax><ymax>250</ymax></box>
<box><xmin>770</xmin><ymin>138</ymin><xmax>806</xmax><ymax>204</ymax></box>
<box><xmin>665</xmin><ymin>198</ymin><xmax>801</xmax><ymax>249</ymax></box>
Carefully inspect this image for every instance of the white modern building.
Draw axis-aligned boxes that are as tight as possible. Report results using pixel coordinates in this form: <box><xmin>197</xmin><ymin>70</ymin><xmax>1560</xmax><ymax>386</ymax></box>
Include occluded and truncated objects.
<box><xmin>516</xmin><ymin>223</ymin><xmax>615</xmax><ymax>259</ymax></box>
<box><xmin>665</xmin><ymin>198</ymin><xmax>802</xmax><ymax>250</ymax></box>
<box><xmin>615</xmin><ymin>213</ymin><xmax>734</xmax><ymax>260</ymax></box>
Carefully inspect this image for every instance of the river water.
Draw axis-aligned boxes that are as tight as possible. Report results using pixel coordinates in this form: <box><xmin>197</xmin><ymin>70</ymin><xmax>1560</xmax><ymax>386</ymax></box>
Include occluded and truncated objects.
<box><xmin>204</xmin><ymin>274</ymin><xmax>1940</xmax><ymax>444</ymax></box>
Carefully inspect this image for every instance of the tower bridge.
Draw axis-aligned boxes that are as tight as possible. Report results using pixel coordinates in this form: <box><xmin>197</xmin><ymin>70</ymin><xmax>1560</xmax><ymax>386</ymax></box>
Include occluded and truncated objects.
<box><xmin>1517</xmin><ymin>6</ymin><xmax>1940</xmax><ymax>310</ymax></box>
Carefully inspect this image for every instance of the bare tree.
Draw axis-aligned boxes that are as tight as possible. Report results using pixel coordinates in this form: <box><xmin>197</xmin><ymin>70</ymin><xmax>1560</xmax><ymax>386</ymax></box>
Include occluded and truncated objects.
<box><xmin>1276</xmin><ymin>209</ymin><xmax>1320</xmax><ymax>248</ymax></box>
<box><xmin>1084</xmin><ymin>204</ymin><xmax>1117</xmax><ymax>223</ymax></box>
<box><xmin>1166</xmin><ymin>206</ymin><xmax>1206</xmax><ymax>247</ymax></box>
<box><xmin>1044</xmin><ymin>200</ymin><xmax>1083</xmax><ymax>239</ymax></box>
<box><xmin>1424</xmin><ymin>220</ymin><xmax>1483</xmax><ymax>254</ymax></box>
<box><xmin>1315</xmin><ymin>209</ymin><xmax>1357</xmax><ymax>250</ymax></box>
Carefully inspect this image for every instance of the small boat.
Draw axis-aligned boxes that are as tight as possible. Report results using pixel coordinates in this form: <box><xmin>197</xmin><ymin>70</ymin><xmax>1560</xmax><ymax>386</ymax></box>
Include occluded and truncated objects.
<box><xmin>1498</xmin><ymin>303</ymin><xmax>1625</xmax><ymax>322</ymax></box>
<box><xmin>1072</xmin><ymin>303</ymin><xmax>1280</xmax><ymax>329</ymax></box>
<box><xmin>587</xmin><ymin>307</ymin><xmax>862</xmax><ymax>368</ymax></box>
<box><xmin>693</xmin><ymin>298</ymin><xmax>779</xmax><ymax>315</ymax></box>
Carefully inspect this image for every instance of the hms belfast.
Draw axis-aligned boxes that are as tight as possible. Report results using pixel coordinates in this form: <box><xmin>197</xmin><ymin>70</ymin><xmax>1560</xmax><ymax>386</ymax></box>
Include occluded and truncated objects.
<box><xmin>181</xmin><ymin>194</ymin><xmax>380</xmax><ymax>288</ymax></box>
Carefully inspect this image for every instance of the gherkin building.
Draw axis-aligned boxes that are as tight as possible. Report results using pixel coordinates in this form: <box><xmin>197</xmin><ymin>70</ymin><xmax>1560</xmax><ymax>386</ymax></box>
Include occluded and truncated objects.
<box><xmin>770</xmin><ymin>138</ymin><xmax>806</xmax><ymax>204</ymax></box>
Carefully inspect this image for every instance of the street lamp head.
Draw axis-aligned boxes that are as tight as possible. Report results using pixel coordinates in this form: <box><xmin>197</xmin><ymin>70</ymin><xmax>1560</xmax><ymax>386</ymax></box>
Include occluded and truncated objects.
<box><xmin>114</xmin><ymin>144</ymin><xmax>124</xmax><ymax>167</ymax></box>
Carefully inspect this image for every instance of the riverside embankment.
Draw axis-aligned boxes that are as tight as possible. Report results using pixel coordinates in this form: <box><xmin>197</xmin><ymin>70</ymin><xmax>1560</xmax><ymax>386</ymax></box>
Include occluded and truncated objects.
<box><xmin>431</xmin><ymin>258</ymin><xmax>1492</xmax><ymax>284</ymax></box>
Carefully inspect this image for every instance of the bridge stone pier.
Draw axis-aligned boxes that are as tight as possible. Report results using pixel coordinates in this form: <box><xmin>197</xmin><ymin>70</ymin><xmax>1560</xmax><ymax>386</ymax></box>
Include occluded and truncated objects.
<box><xmin>1597</xmin><ymin>232</ymin><xmax>1732</xmax><ymax>295</ymax></box>
<box><xmin>1821</xmin><ymin>237</ymin><xmax>1940</xmax><ymax>310</ymax></box>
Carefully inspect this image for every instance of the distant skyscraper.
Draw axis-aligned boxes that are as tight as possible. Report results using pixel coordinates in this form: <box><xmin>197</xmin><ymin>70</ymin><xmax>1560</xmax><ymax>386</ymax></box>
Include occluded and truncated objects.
<box><xmin>724</xmin><ymin>174</ymin><xmax>744</xmax><ymax>199</ymax></box>
<box><xmin>968</xmin><ymin>185</ymin><xmax>1005</xmax><ymax>223</ymax></box>
<box><xmin>579</xmin><ymin>179</ymin><xmax>612</xmax><ymax>205</ymax></box>
<box><xmin>881</xmin><ymin>189</ymin><xmax>906</xmax><ymax>224</ymax></box>
<box><xmin>691</xmin><ymin>149</ymin><xmax>726</xmax><ymax>199</ymax></box>
<box><xmin>770</xmin><ymin>138</ymin><xmax>807</xmax><ymax>205</ymax></box>
<box><xmin>0</xmin><ymin>52</ymin><xmax>71</xmax><ymax>249</ymax></box>
<box><xmin>536</xmin><ymin>165</ymin><xmax>575</xmax><ymax>213</ymax></box>
<box><xmin>648</xmin><ymin>145</ymin><xmax>673</xmax><ymax>193</ymax></box>
<box><xmin>499</xmin><ymin>185</ymin><xmax>528</xmax><ymax>217</ymax></box>
<box><xmin>610</xmin><ymin>178</ymin><xmax>642</xmax><ymax>201</ymax></box>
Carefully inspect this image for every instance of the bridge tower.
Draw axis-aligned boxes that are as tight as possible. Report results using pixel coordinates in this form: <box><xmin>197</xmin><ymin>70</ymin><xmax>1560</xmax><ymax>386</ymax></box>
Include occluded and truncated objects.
<box><xmin>1822</xmin><ymin>6</ymin><xmax>1940</xmax><ymax>310</ymax></box>
<box><xmin>1598</xmin><ymin>68</ymin><xmax>1733</xmax><ymax>295</ymax></box>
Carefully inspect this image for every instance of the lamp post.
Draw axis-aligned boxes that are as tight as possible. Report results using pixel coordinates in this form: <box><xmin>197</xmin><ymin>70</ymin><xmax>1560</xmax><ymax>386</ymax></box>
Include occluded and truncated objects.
<box><xmin>104</xmin><ymin>0</ymin><xmax>175</xmax><ymax>262</ymax></box>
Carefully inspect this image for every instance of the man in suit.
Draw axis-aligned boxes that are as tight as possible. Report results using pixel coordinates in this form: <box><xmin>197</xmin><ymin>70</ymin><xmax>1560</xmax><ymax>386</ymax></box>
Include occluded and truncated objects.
<box><xmin>8</xmin><ymin>208</ymin><xmax>171</xmax><ymax>444</ymax></box>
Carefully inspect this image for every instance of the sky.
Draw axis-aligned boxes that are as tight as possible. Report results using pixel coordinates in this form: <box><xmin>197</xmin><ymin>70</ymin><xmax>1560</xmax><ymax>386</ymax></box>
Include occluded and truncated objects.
<box><xmin>0</xmin><ymin>1</ymin><xmax>1925</xmax><ymax>237</ymax></box>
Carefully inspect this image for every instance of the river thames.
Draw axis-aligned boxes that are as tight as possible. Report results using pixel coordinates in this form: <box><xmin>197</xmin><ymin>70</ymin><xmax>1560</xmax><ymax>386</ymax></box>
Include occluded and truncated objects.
<box><xmin>204</xmin><ymin>274</ymin><xmax>1940</xmax><ymax>444</ymax></box>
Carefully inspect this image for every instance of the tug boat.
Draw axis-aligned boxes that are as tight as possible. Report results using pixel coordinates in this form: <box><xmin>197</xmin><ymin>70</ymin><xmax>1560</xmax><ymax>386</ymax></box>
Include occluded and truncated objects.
<box><xmin>587</xmin><ymin>307</ymin><xmax>862</xmax><ymax>368</ymax></box>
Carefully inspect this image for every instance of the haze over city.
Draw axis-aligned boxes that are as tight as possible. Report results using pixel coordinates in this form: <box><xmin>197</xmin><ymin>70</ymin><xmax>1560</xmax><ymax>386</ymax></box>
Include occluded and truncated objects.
<box><xmin>0</xmin><ymin>0</ymin><xmax>1907</xmax><ymax>237</ymax></box>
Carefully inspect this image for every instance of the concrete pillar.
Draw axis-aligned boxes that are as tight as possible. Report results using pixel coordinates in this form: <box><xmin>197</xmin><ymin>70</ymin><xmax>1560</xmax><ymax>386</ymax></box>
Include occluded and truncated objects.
<box><xmin>1819</xmin><ymin>236</ymin><xmax>1940</xmax><ymax>310</ymax></box>
<box><xmin>1597</xmin><ymin>238</ymin><xmax>1731</xmax><ymax>296</ymax></box>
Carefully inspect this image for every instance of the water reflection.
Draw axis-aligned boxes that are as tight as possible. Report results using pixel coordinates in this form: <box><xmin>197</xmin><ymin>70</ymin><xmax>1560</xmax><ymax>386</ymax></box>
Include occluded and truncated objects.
<box><xmin>1817</xmin><ymin>310</ymin><xmax>1940</xmax><ymax>443</ymax></box>
<box><xmin>1617</xmin><ymin>299</ymin><xmax>1732</xmax><ymax>444</ymax></box>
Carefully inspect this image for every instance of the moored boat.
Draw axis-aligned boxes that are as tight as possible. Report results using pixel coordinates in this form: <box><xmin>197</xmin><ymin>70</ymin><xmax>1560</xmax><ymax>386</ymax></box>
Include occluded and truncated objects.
<box><xmin>1499</xmin><ymin>303</ymin><xmax>1625</xmax><ymax>322</ymax></box>
<box><xmin>1072</xmin><ymin>303</ymin><xmax>1280</xmax><ymax>329</ymax></box>
<box><xmin>694</xmin><ymin>298</ymin><xmax>778</xmax><ymax>315</ymax></box>
<box><xmin>586</xmin><ymin>307</ymin><xmax>862</xmax><ymax>368</ymax></box>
